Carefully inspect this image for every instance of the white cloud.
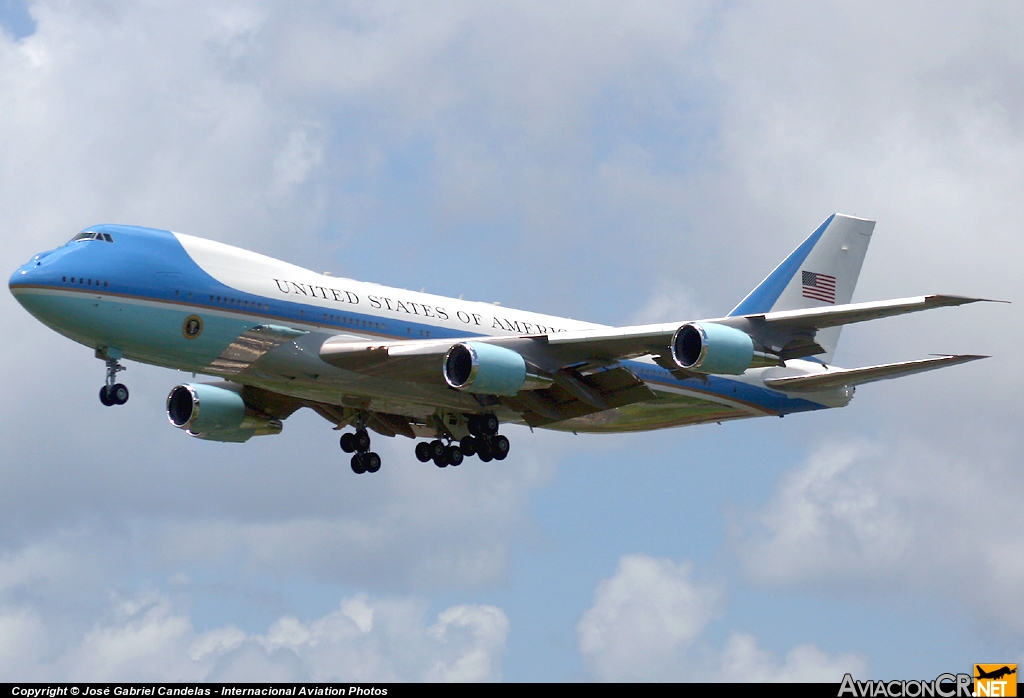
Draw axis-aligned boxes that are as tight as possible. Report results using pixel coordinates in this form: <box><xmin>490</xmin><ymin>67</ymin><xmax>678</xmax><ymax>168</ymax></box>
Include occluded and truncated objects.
<box><xmin>0</xmin><ymin>587</ymin><xmax>507</xmax><ymax>682</ymax></box>
<box><xmin>64</xmin><ymin>593</ymin><xmax>204</xmax><ymax>682</ymax></box>
<box><xmin>578</xmin><ymin>555</ymin><xmax>721</xmax><ymax>681</ymax></box>
<box><xmin>718</xmin><ymin>633</ymin><xmax>864</xmax><ymax>683</ymax></box>
<box><xmin>577</xmin><ymin>554</ymin><xmax>863</xmax><ymax>681</ymax></box>
<box><xmin>737</xmin><ymin>437</ymin><xmax>1024</xmax><ymax>630</ymax></box>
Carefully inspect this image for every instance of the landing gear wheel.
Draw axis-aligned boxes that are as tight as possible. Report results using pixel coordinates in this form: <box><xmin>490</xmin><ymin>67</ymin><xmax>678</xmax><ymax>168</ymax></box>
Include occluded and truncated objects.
<box><xmin>350</xmin><ymin>453</ymin><xmax>367</xmax><ymax>474</ymax></box>
<box><xmin>481</xmin><ymin>414</ymin><xmax>499</xmax><ymax>436</ymax></box>
<box><xmin>468</xmin><ymin>415</ymin><xmax>482</xmax><ymax>436</ymax></box>
<box><xmin>491</xmin><ymin>435</ymin><xmax>510</xmax><ymax>460</ymax></box>
<box><xmin>444</xmin><ymin>445</ymin><xmax>463</xmax><ymax>467</ymax></box>
<box><xmin>477</xmin><ymin>440</ymin><xmax>493</xmax><ymax>463</ymax></box>
<box><xmin>110</xmin><ymin>383</ymin><xmax>129</xmax><ymax>405</ymax></box>
<box><xmin>364</xmin><ymin>452</ymin><xmax>381</xmax><ymax>473</ymax></box>
<box><xmin>340</xmin><ymin>433</ymin><xmax>356</xmax><ymax>453</ymax></box>
<box><xmin>99</xmin><ymin>355</ymin><xmax>127</xmax><ymax>406</ymax></box>
<box><xmin>459</xmin><ymin>436</ymin><xmax>477</xmax><ymax>457</ymax></box>
<box><xmin>433</xmin><ymin>454</ymin><xmax>448</xmax><ymax>468</ymax></box>
<box><xmin>428</xmin><ymin>440</ymin><xmax>446</xmax><ymax>460</ymax></box>
<box><xmin>354</xmin><ymin>429</ymin><xmax>371</xmax><ymax>453</ymax></box>
<box><xmin>415</xmin><ymin>442</ymin><xmax>432</xmax><ymax>462</ymax></box>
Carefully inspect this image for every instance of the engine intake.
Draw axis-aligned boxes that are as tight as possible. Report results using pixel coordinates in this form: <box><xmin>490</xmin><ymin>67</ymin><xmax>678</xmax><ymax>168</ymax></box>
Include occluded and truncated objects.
<box><xmin>166</xmin><ymin>383</ymin><xmax>282</xmax><ymax>442</ymax></box>
<box><xmin>671</xmin><ymin>322</ymin><xmax>756</xmax><ymax>375</ymax></box>
<box><xmin>444</xmin><ymin>342</ymin><xmax>550</xmax><ymax>396</ymax></box>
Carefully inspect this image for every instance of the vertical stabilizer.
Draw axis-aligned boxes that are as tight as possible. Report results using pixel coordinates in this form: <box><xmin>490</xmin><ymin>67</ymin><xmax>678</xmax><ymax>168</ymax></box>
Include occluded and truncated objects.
<box><xmin>728</xmin><ymin>214</ymin><xmax>874</xmax><ymax>362</ymax></box>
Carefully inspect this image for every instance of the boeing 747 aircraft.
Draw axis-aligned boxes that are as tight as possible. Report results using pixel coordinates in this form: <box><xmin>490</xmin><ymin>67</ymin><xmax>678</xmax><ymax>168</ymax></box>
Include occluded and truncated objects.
<box><xmin>9</xmin><ymin>214</ymin><xmax>991</xmax><ymax>473</ymax></box>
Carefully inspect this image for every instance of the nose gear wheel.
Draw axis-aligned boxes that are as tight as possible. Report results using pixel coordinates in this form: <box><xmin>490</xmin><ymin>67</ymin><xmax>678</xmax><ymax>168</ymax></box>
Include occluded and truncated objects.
<box><xmin>98</xmin><ymin>355</ymin><xmax>129</xmax><ymax>407</ymax></box>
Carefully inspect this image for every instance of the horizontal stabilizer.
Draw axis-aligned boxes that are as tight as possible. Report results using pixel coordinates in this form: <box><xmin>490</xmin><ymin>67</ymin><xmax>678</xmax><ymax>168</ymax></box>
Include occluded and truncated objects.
<box><xmin>762</xmin><ymin>355</ymin><xmax>987</xmax><ymax>392</ymax></box>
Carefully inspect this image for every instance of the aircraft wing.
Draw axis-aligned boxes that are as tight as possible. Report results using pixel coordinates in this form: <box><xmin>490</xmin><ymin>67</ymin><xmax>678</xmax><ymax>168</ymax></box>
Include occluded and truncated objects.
<box><xmin>544</xmin><ymin>294</ymin><xmax>995</xmax><ymax>362</ymax></box>
<box><xmin>318</xmin><ymin>334</ymin><xmax>658</xmax><ymax>426</ymax></box>
<box><xmin>724</xmin><ymin>294</ymin><xmax>997</xmax><ymax>359</ymax></box>
<box><xmin>318</xmin><ymin>295</ymin><xmax>996</xmax><ymax>380</ymax></box>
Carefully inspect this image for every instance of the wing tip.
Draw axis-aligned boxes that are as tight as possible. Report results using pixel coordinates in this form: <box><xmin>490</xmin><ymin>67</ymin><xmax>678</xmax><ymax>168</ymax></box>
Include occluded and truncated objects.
<box><xmin>928</xmin><ymin>294</ymin><xmax>1010</xmax><ymax>305</ymax></box>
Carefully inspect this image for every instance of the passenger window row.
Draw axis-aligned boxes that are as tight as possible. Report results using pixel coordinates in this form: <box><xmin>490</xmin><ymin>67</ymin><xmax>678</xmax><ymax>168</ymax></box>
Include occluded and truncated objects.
<box><xmin>206</xmin><ymin>294</ymin><xmax>270</xmax><ymax>311</ymax></box>
<box><xmin>321</xmin><ymin>312</ymin><xmax>389</xmax><ymax>332</ymax></box>
<box><xmin>63</xmin><ymin>276</ymin><xmax>109</xmax><ymax>288</ymax></box>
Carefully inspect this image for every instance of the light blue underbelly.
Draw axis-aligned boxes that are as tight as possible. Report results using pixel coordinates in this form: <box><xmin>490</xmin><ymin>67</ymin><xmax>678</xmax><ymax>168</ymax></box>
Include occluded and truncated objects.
<box><xmin>17</xmin><ymin>289</ymin><xmax>257</xmax><ymax>371</ymax></box>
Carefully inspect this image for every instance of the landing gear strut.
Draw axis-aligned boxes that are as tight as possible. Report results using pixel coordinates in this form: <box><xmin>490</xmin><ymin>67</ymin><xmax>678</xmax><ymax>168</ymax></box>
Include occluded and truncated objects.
<box><xmin>340</xmin><ymin>420</ymin><xmax>381</xmax><ymax>474</ymax></box>
<box><xmin>98</xmin><ymin>354</ymin><xmax>129</xmax><ymax>407</ymax></box>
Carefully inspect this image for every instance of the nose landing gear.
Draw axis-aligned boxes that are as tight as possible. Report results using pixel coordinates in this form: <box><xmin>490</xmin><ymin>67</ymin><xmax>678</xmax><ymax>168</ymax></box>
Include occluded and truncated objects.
<box><xmin>97</xmin><ymin>352</ymin><xmax>129</xmax><ymax>407</ymax></box>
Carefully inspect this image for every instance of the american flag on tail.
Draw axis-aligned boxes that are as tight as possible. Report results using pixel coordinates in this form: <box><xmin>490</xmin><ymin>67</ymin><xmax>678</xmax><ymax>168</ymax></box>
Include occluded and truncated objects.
<box><xmin>802</xmin><ymin>271</ymin><xmax>836</xmax><ymax>303</ymax></box>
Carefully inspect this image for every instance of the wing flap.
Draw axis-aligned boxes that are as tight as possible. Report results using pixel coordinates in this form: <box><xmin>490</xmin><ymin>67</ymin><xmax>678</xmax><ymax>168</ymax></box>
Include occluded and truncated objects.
<box><xmin>501</xmin><ymin>366</ymin><xmax>656</xmax><ymax>426</ymax></box>
<box><xmin>763</xmin><ymin>354</ymin><xmax>987</xmax><ymax>392</ymax></box>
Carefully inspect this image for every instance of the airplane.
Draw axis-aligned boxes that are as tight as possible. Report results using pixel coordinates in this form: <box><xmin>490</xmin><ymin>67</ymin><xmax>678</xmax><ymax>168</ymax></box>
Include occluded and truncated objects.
<box><xmin>9</xmin><ymin>213</ymin><xmax>994</xmax><ymax>474</ymax></box>
<box><xmin>975</xmin><ymin>666</ymin><xmax>1016</xmax><ymax>681</ymax></box>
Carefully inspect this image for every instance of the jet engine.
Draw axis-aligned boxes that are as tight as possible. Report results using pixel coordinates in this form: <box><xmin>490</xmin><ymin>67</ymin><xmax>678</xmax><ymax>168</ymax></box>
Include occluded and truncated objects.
<box><xmin>443</xmin><ymin>342</ymin><xmax>550</xmax><ymax>396</ymax></box>
<box><xmin>166</xmin><ymin>382</ymin><xmax>282</xmax><ymax>443</ymax></box>
<box><xmin>671</xmin><ymin>322</ymin><xmax>759</xmax><ymax>375</ymax></box>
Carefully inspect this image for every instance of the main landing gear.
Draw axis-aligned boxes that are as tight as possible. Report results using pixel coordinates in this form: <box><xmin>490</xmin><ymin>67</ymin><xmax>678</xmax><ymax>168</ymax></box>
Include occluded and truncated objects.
<box><xmin>340</xmin><ymin>426</ymin><xmax>381</xmax><ymax>475</ymax></box>
<box><xmin>339</xmin><ymin>413</ymin><xmax>510</xmax><ymax>475</ymax></box>
<box><xmin>98</xmin><ymin>355</ymin><xmax>129</xmax><ymax>407</ymax></box>
<box><xmin>414</xmin><ymin>414</ymin><xmax>509</xmax><ymax>468</ymax></box>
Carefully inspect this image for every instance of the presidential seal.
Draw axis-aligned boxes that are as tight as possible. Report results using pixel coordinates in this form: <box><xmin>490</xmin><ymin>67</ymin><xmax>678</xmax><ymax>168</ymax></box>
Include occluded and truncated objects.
<box><xmin>182</xmin><ymin>314</ymin><xmax>203</xmax><ymax>340</ymax></box>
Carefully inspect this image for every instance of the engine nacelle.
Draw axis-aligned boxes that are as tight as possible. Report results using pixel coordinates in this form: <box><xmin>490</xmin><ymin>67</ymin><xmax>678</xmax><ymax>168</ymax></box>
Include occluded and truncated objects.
<box><xmin>671</xmin><ymin>322</ymin><xmax>755</xmax><ymax>375</ymax></box>
<box><xmin>444</xmin><ymin>342</ymin><xmax>548</xmax><ymax>396</ymax></box>
<box><xmin>166</xmin><ymin>383</ymin><xmax>282</xmax><ymax>443</ymax></box>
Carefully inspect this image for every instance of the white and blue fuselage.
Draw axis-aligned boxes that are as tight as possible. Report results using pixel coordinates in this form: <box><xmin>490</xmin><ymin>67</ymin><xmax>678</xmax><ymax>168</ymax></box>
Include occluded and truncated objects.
<box><xmin>9</xmin><ymin>224</ymin><xmax>836</xmax><ymax>436</ymax></box>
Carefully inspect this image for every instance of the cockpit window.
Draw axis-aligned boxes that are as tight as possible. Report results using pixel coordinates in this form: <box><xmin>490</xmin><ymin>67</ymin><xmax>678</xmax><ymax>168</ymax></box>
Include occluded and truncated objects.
<box><xmin>69</xmin><ymin>231</ymin><xmax>114</xmax><ymax>243</ymax></box>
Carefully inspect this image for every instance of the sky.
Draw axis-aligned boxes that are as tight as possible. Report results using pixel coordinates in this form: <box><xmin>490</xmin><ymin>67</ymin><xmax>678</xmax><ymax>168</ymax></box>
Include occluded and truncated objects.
<box><xmin>1</xmin><ymin>0</ymin><xmax>1022</xmax><ymax>683</ymax></box>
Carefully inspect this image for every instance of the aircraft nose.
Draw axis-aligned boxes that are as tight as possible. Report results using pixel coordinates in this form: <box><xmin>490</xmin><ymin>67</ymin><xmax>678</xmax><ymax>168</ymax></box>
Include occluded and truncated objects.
<box><xmin>9</xmin><ymin>250</ymin><xmax>54</xmax><ymax>293</ymax></box>
<box><xmin>10</xmin><ymin>259</ymin><xmax>38</xmax><ymax>288</ymax></box>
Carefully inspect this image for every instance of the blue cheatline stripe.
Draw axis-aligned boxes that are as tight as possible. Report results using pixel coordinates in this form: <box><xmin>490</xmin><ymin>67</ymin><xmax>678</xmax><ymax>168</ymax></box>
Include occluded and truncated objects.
<box><xmin>727</xmin><ymin>214</ymin><xmax>835</xmax><ymax>317</ymax></box>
